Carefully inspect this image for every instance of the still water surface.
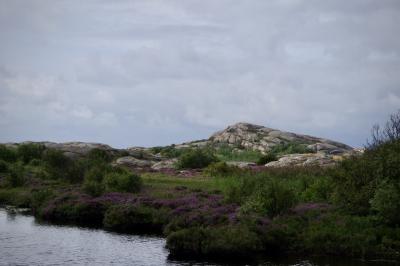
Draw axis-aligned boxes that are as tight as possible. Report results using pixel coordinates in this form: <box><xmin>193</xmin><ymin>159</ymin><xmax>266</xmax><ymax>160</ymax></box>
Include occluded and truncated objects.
<box><xmin>0</xmin><ymin>208</ymin><xmax>393</xmax><ymax>266</ymax></box>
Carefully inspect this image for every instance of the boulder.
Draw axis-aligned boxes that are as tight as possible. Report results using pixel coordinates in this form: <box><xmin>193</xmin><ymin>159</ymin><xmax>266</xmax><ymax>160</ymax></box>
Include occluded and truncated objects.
<box><xmin>114</xmin><ymin>156</ymin><xmax>155</xmax><ymax>169</ymax></box>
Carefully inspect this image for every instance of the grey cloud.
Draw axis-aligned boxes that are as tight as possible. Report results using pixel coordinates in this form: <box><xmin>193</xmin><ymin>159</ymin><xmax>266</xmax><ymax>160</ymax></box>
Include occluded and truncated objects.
<box><xmin>0</xmin><ymin>0</ymin><xmax>399</xmax><ymax>148</ymax></box>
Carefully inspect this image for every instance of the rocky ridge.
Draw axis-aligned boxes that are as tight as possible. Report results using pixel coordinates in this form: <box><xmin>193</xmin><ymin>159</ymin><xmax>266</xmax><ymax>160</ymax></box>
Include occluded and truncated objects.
<box><xmin>3</xmin><ymin>122</ymin><xmax>357</xmax><ymax>168</ymax></box>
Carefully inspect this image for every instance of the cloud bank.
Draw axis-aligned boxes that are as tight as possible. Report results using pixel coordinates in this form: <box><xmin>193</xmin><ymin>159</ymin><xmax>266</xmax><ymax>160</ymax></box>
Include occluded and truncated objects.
<box><xmin>1</xmin><ymin>0</ymin><xmax>399</xmax><ymax>147</ymax></box>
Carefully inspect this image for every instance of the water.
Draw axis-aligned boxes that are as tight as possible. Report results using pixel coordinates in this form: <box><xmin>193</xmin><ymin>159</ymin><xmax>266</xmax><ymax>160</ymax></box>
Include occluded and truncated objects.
<box><xmin>0</xmin><ymin>208</ymin><xmax>394</xmax><ymax>266</ymax></box>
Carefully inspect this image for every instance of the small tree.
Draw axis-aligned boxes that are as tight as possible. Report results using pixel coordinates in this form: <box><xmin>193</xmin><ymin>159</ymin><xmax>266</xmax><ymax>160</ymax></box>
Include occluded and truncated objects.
<box><xmin>367</xmin><ymin>109</ymin><xmax>400</xmax><ymax>149</ymax></box>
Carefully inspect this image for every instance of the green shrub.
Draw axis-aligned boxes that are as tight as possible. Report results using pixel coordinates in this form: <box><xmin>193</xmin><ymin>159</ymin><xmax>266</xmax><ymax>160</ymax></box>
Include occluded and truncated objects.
<box><xmin>83</xmin><ymin>179</ymin><xmax>105</xmax><ymax>197</ymax></box>
<box><xmin>0</xmin><ymin>188</ymin><xmax>31</xmax><ymax>207</ymax></box>
<box><xmin>370</xmin><ymin>181</ymin><xmax>400</xmax><ymax>225</ymax></box>
<box><xmin>5</xmin><ymin>163</ymin><xmax>25</xmax><ymax>187</ymax></box>
<box><xmin>84</xmin><ymin>166</ymin><xmax>107</xmax><ymax>183</ymax></box>
<box><xmin>270</xmin><ymin>143</ymin><xmax>313</xmax><ymax>155</ymax></box>
<box><xmin>42</xmin><ymin>149</ymin><xmax>67</xmax><ymax>169</ymax></box>
<box><xmin>166</xmin><ymin>225</ymin><xmax>262</xmax><ymax>258</ymax></box>
<box><xmin>160</xmin><ymin>145</ymin><xmax>185</xmax><ymax>158</ymax></box>
<box><xmin>103</xmin><ymin>170</ymin><xmax>142</xmax><ymax>193</ymax></box>
<box><xmin>301</xmin><ymin>176</ymin><xmax>333</xmax><ymax>202</ymax></box>
<box><xmin>30</xmin><ymin>189</ymin><xmax>55</xmax><ymax>212</ymax></box>
<box><xmin>215</xmin><ymin>144</ymin><xmax>262</xmax><ymax>162</ymax></box>
<box><xmin>176</xmin><ymin>149</ymin><xmax>218</xmax><ymax>169</ymax></box>
<box><xmin>0</xmin><ymin>160</ymin><xmax>9</xmax><ymax>173</ymax></box>
<box><xmin>17</xmin><ymin>143</ymin><xmax>45</xmax><ymax>164</ymax></box>
<box><xmin>203</xmin><ymin>162</ymin><xmax>240</xmax><ymax>177</ymax></box>
<box><xmin>257</xmin><ymin>153</ymin><xmax>278</xmax><ymax>165</ymax></box>
<box><xmin>103</xmin><ymin>204</ymin><xmax>168</xmax><ymax>233</ymax></box>
<box><xmin>0</xmin><ymin>145</ymin><xmax>17</xmax><ymax>162</ymax></box>
<box><xmin>241</xmin><ymin>180</ymin><xmax>297</xmax><ymax>218</ymax></box>
<box><xmin>87</xmin><ymin>148</ymin><xmax>112</xmax><ymax>164</ymax></box>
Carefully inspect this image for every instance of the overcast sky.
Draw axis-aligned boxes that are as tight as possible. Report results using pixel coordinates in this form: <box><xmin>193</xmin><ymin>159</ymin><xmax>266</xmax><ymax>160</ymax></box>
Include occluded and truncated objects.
<box><xmin>0</xmin><ymin>0</ymin><xmax>399</xmax><ymax>148</ymax></box>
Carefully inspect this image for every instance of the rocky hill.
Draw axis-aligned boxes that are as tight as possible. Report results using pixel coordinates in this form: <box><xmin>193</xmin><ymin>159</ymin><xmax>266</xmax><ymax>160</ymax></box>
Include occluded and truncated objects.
<box><xmin>208</xmin><ymin>122</ymin><xmax>352</xmax><ymax>154</ymax></box>
<box><xmin>3</xmin><ymin>122</ymin><xmax>357</xmax><ymax>169</ymax></box>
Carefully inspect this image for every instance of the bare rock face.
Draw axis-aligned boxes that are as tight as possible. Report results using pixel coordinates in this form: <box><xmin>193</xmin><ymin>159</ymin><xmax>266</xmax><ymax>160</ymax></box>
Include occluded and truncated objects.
<box><xmin>209</xmin><ymin>122</ymin><xmax>353</xmax><ymax>154</ymax></box>
<box><xmin>113</xmin><ymin>156</ymin><xmax>156</xmax><ymax>170</ymax></box>
<box><xmin>151</xmin><ymin>159</ymin><xmax>178</xmax><ymax>170</ymax></box>
<box><xmin>265</xmin><ymin>153</ymin><xmax>340</xmax><ymax>168</ymax></box>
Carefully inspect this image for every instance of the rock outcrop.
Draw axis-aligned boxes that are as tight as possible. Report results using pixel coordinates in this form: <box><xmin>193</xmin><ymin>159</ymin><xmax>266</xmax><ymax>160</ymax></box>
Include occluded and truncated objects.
<box><xmin>209</xmin><ymin>122</ymin><xmax>353</xmax><ymax>154</ymax></box>
<box><xmin>264</xmin><ymin>153</ymin><xmax>339</xmax><ymax>168</ymax></box>
<box><xmin>113</xmin><ymin>156</ymin><xmax>156</xmax><ymax>170</ymax></box>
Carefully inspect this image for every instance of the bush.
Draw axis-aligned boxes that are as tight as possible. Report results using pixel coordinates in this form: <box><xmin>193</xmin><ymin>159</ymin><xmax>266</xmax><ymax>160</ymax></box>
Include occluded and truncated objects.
<box><xmin>83</xmin><ymin>180</ymin><xmax>105</xmax><ymax>197</ymax></box>
<box><xmin>215</xmin><ymin>144</ymin><xmax>263</xmax><ymax>162</ymax></box>
<box><xmin>203</xmin><ymin>162</ymin><xmax>240</xmax><ymax>177</ymax></box>
<box><xmin>5</xmin><ymin>163</ymin><xmax>25</xmax><ymax>187</ymax></box>
<box><xmin>270</xmin><ymin>143</ymin><xmax>313</xmax><ymax>155</ymax></box>
<box><xmin>301</xmin><ymin>176</ymin><xmax>333</xmax><ymax>202</ymax></box>
<box><xmin>103</xmin><ymin>170</ymin><xmax>142</xmax><ymax>193</ymax></box>
<box><xmin>241</xmin><ymin>180</ymin><xmax>297</xmax><ymax>218</ymax></box>
<box><xmin>159</xmin><ymin>145</ymin><xmax>185</xmax><ymax>158</ymax></box>
<box><xmin>17</xmin><ymin>143</ymin><xmax>45</xmax><ymax>164</ymax></box>
<box><xmin>176</xmin><ymin>149</ymin><xmax>218</xmax><ymax>169</ymax></box>
<box><xmin>257</xmin><ymin>153</ymin><xmax>278</xmax><ymax>165</ymax></box>
<box><xmin>103</xmin><ymin>204</ymin><xmax>168</xmax><ymax>233</ymax></box>
<box><xmin>42</xmin><ymin>149</ymin><xmax>67</xmax><ymax>169</ymax></box>
<box><xmin>0</xmin><ymin>145</ymin><xmax>17</xmax><ymax>162</ymax></box>
<box><xmin>84</xmin><ymin>166</ymin><xmax>107</xmax><ymax>183</ymax></box>
<box><xmin>30</xmin><ymin>189</ymin><xmax>55</xmax><ymax>213</ymax></box>
<box><xmin>370</xmin><ymin>181</ymin><xmax>400</xmax><ymax>225</ymax></box>
<box><xmin>0</xmin><ymin>160</ymin><xmax>9</xmax><ymax>173</ymax></box>
<box><xmin>87</xmin><ymin>148</ymin><xmax>112</xmax><ymax>165</ymax></box>
<box><xmin>166</xmin><ymin>225</ymin><xmax>262</xmax><ymax>258</ymax></box>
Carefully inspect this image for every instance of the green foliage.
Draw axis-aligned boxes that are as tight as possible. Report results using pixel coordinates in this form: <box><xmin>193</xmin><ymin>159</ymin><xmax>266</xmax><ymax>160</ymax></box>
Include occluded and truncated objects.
<box><xmin>332</xmin><ymin>139</ymin><xmax>400</xmax><ymax>215</ymax></box>
<box><xmin>270</xmin><ymin>142</ymin><xmax>313</xmax><ymax>155</ymax></box>
<box><xmin>30</xmin><ymin>189</ymin><xmax>55</xmax><ymax>212</ymax></box>
<box><xmin>215</xmin><ymin>144</ymin><xmax>262</xmax><ymax>162</ymax></box>
<box><xmin>0</xmin><ymin>160</ymin><xmax>9</xmax><ymax>173</ymax></box>
<box><xmin>151</xmin><ymin>145</ymin><xmax>185</xmax><ymax>158</ymax></box>
<box><xmin>87</xmin><ymin>148</ymin><xmax>112</xmax><ymax>165</ymax></box>
<box><xmin>103</xmin><ymin>204</ymin><xmax>168</xmax><ymax>233</ymax></box>
<box><xmin>370</xmin><ymin>181</ymin><xmax>400</xmax><ymax>225</ymax></box>
<box><xmin>166</xmin><ymin>225</ymin><xmax>262</xmax><ymax>258</ymax></box>
<box><xmin>42</xmin><ymin>149</ymin><xmax>68</xmax><ymax>171</ymax></box>
<box><xmin>103</xmin><ymin>170</ymin><xmax>142</xmax><ymax>193</ymax></box>
<box><xmin>203</xmin><ymin>162</ymin><xmax>240</xmax><ymax>178</ymax></box>
<box><xmin>83</xmin><ymin>180</ymin><xmax>105</xmax><ymax>197</ymax></box>
<box><xmin>41</xmin><ymin>149</ymin><xmax>86</xmax><ymax>182</ymax></box>
<box><xmin>5</xmin><ymin>162</ymin><xmax>25</xmax><ymax>187</ymax></box>
<box><xmin>17</xmin><ymin>143</ymin><xmax>45</xmax><ymax>164</ymax></box>
<box><xmin>0</xmin><ymin>188</ymin><xmax>31</xmax><ymax>207</ymax></box>
<box><xmin>176</xmin><ymin>149</ymin><xmax>218</xmax><ymax>169</ymax></box>
<box><xmin>0</xmin><ymin>145</ymin><xmax>17</xmax><ymax>162</ymax></box>
<box><xmin>301</xmin><ymin>176</ymin><xmax>333</xmax><ymax>202</ymax></box>
<box><xmin>257</xmin><ymin>153</ymin><xmax>278</xmax><ymax>165</ymax></box>
<box><xmin>241</xmin><ymin>180</ymin><xmax>297</xmax><ymax>218</ymax></box>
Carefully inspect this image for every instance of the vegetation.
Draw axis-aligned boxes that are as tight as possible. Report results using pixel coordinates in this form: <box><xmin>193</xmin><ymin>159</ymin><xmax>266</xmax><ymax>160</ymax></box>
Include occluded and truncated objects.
<box><xmin>1</xmin><ymin>110</ymin><xmax>400</xmax><ymax>263</ymax></box>
<box><xmin>176</xmin><ymin>148</ymin><xmax>218</xmax><ymax>169</ymax></box>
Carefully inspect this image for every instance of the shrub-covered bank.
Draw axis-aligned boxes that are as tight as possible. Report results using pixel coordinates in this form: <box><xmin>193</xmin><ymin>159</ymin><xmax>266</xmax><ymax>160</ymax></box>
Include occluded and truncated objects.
<box><xmin>1</xmin><ymin>111</ymin><xmax>400</xmax><ymax>263</ymax></box>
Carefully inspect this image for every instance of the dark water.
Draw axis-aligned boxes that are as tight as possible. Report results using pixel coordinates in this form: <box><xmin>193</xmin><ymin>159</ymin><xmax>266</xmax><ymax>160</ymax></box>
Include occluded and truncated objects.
<box><xmin>0</xmin><ymin>208</ymin><xmax>394</xmax><ymax>266</ymax></box>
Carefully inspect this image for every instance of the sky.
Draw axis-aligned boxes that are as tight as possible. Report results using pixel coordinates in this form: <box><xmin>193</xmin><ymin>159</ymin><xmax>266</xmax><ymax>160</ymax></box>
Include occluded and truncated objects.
<box><xmin>0</xmin><ymin>0</ymin><xmax>399</xmax><ymax>148</ymax></box>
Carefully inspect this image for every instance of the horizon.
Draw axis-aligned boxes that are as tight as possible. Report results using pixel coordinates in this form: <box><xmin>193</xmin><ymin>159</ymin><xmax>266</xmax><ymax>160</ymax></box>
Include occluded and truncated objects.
<box><xmin>1</xmin><ymin>1</ymin><xmax>399</xmax><ymax>148</ymax></box>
